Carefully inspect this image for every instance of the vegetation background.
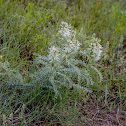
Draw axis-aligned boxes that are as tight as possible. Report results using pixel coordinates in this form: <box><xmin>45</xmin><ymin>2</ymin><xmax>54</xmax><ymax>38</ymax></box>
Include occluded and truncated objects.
<box><xmin>0</xmin><ymin>0</ymin><xmax>126</xmax><ymax>125</ymax></box>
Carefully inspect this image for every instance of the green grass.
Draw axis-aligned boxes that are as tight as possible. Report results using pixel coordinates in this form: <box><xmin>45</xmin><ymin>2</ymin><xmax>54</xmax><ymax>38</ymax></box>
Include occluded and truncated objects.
<box><xmin>0</xmin><ymin>0</ymin><xmax>126</xmax><ymax>125</ymax></box>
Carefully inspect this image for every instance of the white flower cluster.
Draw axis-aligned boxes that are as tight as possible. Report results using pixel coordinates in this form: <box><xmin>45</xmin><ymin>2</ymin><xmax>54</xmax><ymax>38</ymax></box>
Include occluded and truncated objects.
<box><xmin>89</xmin><ymin>35</ymin><xmax>103</xmax><ymax>61</ymax></box>
<box><xmin>48</xmin><ymin>21</ymin><xmax>81</xmax><ymax>63</ymax></box>
<box><xmin>48</xmin><ymin>22</ymin><xmax>102</xmax><ymax>63</ymax></box>
<box><xmin>58</xmin><ymin>22</ymin><xmax>72</xmax><ymax>39</ymax></box>
<box><xmin>58</xmin><ymin>21</ymin><xmax>81</xmax><ymax>53</ymax></box>
<box><xmin>48</xmin><ymin>45</ymin><xmax>59</xmax><ymax>63</ymax></box>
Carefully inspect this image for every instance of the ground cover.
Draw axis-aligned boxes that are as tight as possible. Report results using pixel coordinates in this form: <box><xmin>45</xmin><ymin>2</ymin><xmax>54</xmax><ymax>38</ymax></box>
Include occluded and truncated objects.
<box><xmin>0</xmin><ymin>0</ymin><xmax>125</xmax><ymax>125</ymax></box>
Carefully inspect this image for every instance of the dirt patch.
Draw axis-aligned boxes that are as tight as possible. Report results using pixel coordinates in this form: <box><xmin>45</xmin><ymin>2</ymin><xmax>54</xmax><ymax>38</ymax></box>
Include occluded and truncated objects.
<box><xmin>80</xmin><ymin>101</ymin><xmax>126</xmax><ymax>126</ymax></box>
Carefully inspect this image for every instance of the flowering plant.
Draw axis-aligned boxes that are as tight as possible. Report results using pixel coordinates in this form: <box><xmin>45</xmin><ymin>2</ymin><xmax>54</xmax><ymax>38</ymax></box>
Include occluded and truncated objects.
<box><xmin>87</xmin><ymin>34</ymin><xmax>103</xmax><ymax>61</ymax></box>
<box><xmin>30</xmin><ymin>22</ymin><xmax>102</xmax><ymax>98</ymax></box>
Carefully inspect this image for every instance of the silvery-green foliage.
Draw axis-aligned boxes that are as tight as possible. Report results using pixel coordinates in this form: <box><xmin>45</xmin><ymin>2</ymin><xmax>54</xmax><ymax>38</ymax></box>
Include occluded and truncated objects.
<box><xmin>30</xmin><ymin>22</ymin><xmax>102</xmax><ymax>98</ymax></box>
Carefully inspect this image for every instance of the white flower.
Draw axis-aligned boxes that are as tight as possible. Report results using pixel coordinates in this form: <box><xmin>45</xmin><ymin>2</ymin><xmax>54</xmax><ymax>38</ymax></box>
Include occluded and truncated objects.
<box><xmin>89</xmin><ymin>41</ymin><xmax>103</xmax><ymax>61</ymax></box>
<box><xmin>63</xmin><ymin>39</ymin><xmax>73</xmax><ymax>53</ymax></box>
<box><xmin>63</xmin><ymin>39</ymin><xmax>81</xmax><ymax>53</ymax></box>
<box><xmin>86</xmin><ymin>35</ymin><xmax>103</xmax><ymax>61</ymax></box>
<box><xmin>0</xmin><ymin>55</ymin><xmax>2</xmax><ymax>59</ymax></box>
<box><xmin>58</xmin><ymin>22</ymin><xmax>72</xmax><ymax>38</ymax></box>
<box><xmin>73</xmin><ymin>40</ymin><xmax>81</xmax><ymax>51</ymax></box>
<box><xmin>48</xmin><ymin>46</ymin><xmax>59</xmax><ymax>62</ymax></box>
<box><xmin>57</xmin><ymin>21</ymin><xmax>81</xmax><ymax>54</ymax></box>
<box><xmin>58</xmin><ymin>21</ymin><xmax>77</xmax><ymax>39</ymax></box>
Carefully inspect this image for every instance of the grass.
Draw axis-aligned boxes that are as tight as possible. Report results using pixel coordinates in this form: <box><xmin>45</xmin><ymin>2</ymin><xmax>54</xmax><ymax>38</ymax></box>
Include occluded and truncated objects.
<box><xmin>0</xmin><ymin>0</ymin><xmax>126</xmax><ymax>125</ymax></box>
